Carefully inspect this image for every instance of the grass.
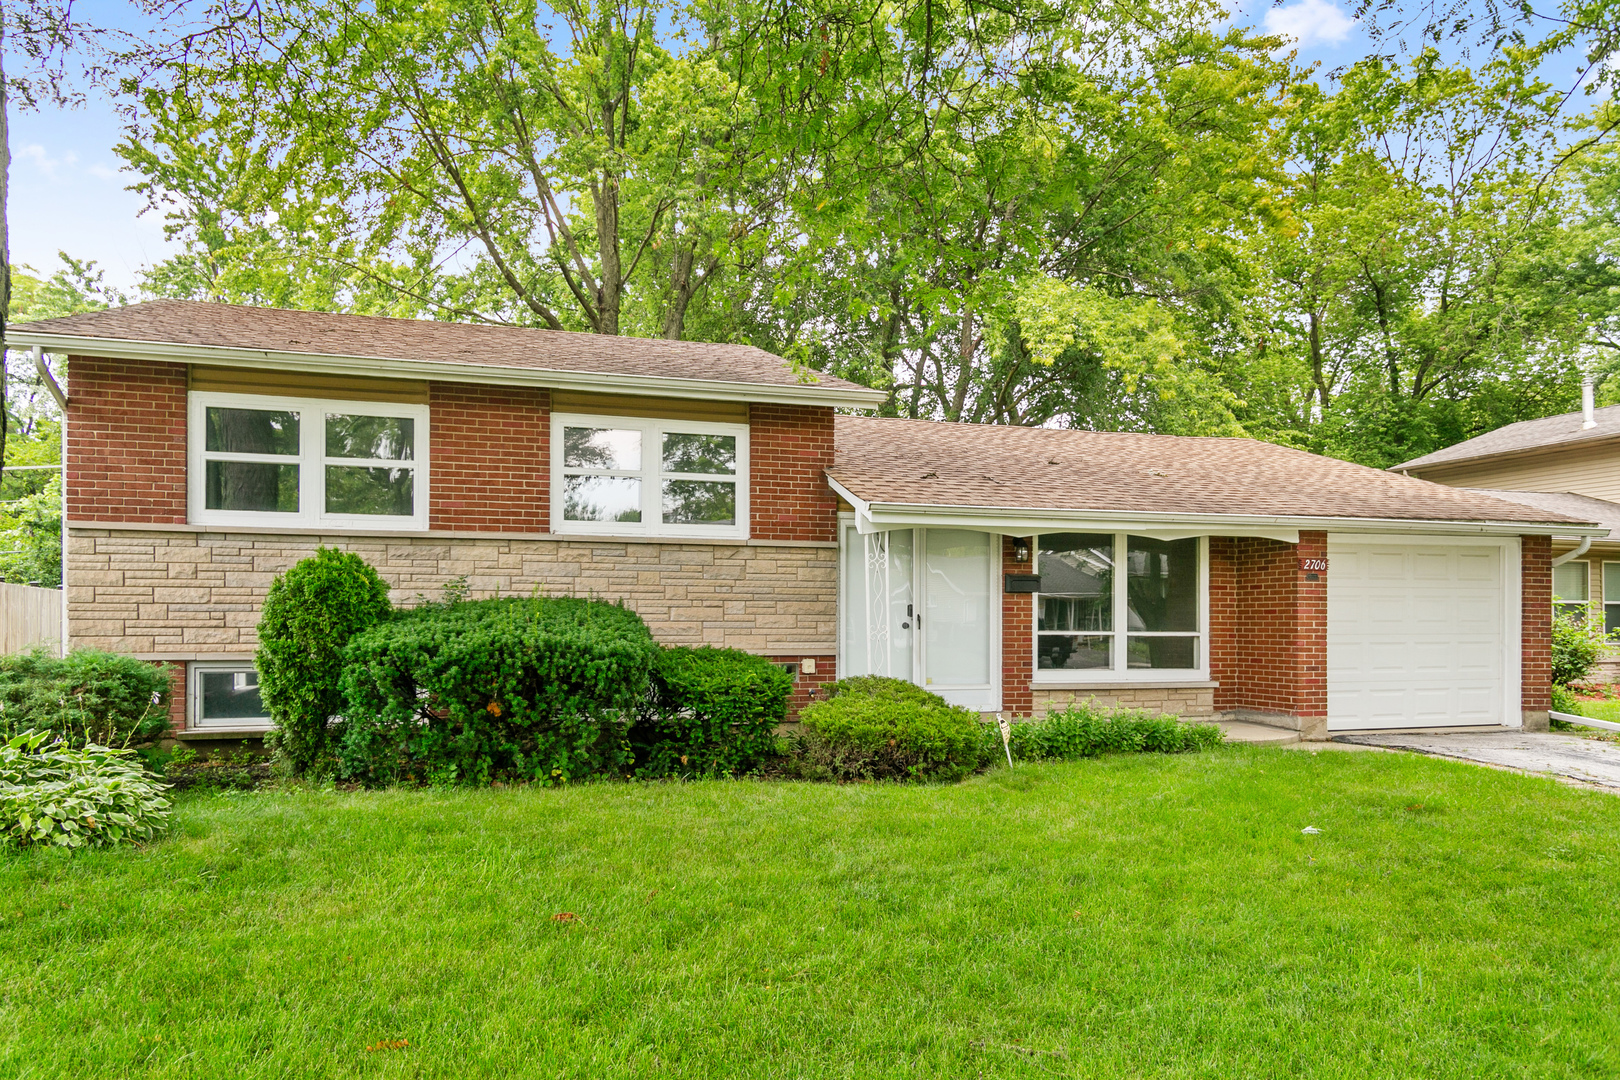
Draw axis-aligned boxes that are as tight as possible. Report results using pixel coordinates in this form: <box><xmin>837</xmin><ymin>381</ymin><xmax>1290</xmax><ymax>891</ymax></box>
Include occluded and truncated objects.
<box><xmin>4</xmin><ymin>747</ymin><xmax>1620</xmax><ymax>1078</ymax></box>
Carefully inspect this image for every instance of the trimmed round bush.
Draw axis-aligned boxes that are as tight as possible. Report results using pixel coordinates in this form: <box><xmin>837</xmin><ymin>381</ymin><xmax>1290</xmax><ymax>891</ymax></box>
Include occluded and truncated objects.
<box><xmin>0</xmin><ymin>648</ymin><xmax>171</xmax><ymax>747</ymax></box>
<box><xmin>792</xmin><ymin>680</ymin><xmax>988</xmax><ymax>783</ymax></box>
<box><xmin>633</xmin><ymin>646</ymin><xmax>793</xmax><ymax>778</ymax></box>
<box><xmin>0</xmin><ymin>729</ymin><xmax>172</xmax><ymax>849</ymax></box>
<box><xmin>256</xmin><ymin>547</ymin><xmax>392</xmax><ymax>776</ymax></box>
<box><xmin>338</xmin><ymin>596</ymin><xmax>659</xmax><ymax>786</ymax></box>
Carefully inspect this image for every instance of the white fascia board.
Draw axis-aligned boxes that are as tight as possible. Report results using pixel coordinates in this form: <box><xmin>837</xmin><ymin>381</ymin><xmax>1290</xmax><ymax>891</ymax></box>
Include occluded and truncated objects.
<box><xmin>11</xmin><ymin>331</ymin><xmax>891</xmax><ymax>410</ymax></box>
<box><xmin>822</xmin><ymin>478</ymin><xmax>1609</xmax><ymax>540</ymax></box>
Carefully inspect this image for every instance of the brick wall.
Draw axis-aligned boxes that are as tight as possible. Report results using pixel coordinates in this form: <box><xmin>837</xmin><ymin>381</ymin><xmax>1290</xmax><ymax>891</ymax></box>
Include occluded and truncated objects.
<box><xmin>1001</xmin><ymin>536</ymin><xmax>1034</xmax><ymax>715</ymax></box>
<box><xmin>66</xmin><ymin>357</ymin><xmax>188</xmax><ymax>523</ymax></box>
<box><xmin>1522</xmin><ymin>534</ymin><xmax>1552</xmax><ymax>722</ymax></box>
<box><xmin>1209</xmin><ymin>531</ymin><xmax>1327</xmax><ymax>731</ymax></box>
<box><xmin>777</xmin><ymin>655</ymin><xmax>837</xmax><ymax>719</ymax></box>
<box><xmin>749</xmin><ymin>404</ymin><xmax>837</xmax><ymax>542</ymax></box>
<box><xmin>429</xmin><ymin>383</ymin><xmax>549</xmax><ymax>532</ymax></box>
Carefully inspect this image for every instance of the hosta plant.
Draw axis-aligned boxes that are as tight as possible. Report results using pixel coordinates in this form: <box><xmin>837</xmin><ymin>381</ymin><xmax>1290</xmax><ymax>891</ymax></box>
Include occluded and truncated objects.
<box><xmin>0</xmin><ymin>730</ymin><xmax>172</xmax><ymax>849</ymax></box>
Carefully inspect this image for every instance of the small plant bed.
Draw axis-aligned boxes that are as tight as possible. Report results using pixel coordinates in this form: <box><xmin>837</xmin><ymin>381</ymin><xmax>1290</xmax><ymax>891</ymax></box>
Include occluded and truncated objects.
<box><xmin>161</xmin><ymin>745</ymin><xmax>274</xmax><ymax>792</ymax></box>
<box><xmin>4</xmin><ymin>750</ymin><xmax>1620</xmax><ymax>1076</ymax></box>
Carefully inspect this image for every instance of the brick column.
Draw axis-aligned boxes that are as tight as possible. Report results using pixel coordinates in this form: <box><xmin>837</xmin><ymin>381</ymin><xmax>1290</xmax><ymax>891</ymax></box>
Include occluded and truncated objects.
<box><xmin>1001</xmin><ymin>536</ymin><xmax>1034</xmax><ymax>715</ymax></box>
<box><xmin>1293</xmin><ymin>530</ymin><xmax>1329</xmax><ymax>739</ymax></box>
<box><xmin>1521</xmin><ymin>534</ymin><xmax>1552</xmax><ymax>731</ymax></box>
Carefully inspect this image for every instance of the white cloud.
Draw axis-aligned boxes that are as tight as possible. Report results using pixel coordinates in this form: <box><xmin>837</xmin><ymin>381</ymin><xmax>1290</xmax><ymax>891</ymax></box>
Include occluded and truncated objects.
<box><xmin>17</xmin><ymin>143</ymin><xmax>79</xmax><ymax>178</ymax></box>
<box><xmin>1263</xmin><ymin>0</ymin><xmax>1356</xmax><ymax>49</ymax></box>
<box><xmin>88</xmin><ymin>162</ymin><xmax>123</xmax><ymax>182</ymax></box>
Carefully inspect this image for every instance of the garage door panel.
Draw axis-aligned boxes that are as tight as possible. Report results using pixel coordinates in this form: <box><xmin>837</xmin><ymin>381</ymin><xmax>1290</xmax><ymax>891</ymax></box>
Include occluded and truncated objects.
<box><xmin>1328</xmin><ymin>538</ymin><xmax>1507</xmax><ymax>731</ymax></box>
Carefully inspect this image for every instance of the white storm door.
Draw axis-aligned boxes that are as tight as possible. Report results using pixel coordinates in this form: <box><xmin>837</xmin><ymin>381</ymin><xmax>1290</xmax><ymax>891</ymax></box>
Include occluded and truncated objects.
<box><xmin>919</xmin><ymin>528</ymin><xmax>1000</xmax><ymax>710</ymax></box>
<box><xmin>1327</xmin><ymin>537</ymin><xmax>1510</xmax><ymax>731</ymax></box>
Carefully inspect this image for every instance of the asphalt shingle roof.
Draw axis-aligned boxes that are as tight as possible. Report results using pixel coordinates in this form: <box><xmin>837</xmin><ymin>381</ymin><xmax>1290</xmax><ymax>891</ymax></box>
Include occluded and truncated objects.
<box><xmin>1462</xmin><ymin>489</ymin><xmax>1620</xmax><ymax>538</ymax></box>
<box><xmin>1395</xmin><ymin>406</ymin><xmax>1620</xmax><ymax>471</ymax></box>
<box><xmin>829</xmin><ymin>416</ymin><xmax>1596</xmax><ymax>525</ymax></box>
<box><xmin>15</xmin><ymin>300</ymin><xmax>872</xmax><ymax>394</ymax></box>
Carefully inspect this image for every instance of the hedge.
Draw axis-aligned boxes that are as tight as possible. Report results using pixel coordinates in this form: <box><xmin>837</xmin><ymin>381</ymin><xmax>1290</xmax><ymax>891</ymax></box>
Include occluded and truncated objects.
<box><xmin>790</xmin><ymin>677</ymin><xmax>989</xmax><ymax>783</ymax></box>
<box><xmin>632</xmin><ymin>646</ymin><xmax>793</xmax><ymax>777</ymax></box>
<box><xmin>338</xmin><ymin>596</ymin><xmax>659</xmax><ymax>785</ymax></box>
<box><xmin>0</xmin><ymin>648</ymin><xmax>171</xmax><ymax>747</ymax></box>
<box><xmin>257</xmin><ymin>547</ymin><xmax>392</xmax><ymax>776</ymax></box>
<box><xmin>1007</xmin><ymin>704</ymin><xmax>1224</xmax><ymax>759</ymax></box>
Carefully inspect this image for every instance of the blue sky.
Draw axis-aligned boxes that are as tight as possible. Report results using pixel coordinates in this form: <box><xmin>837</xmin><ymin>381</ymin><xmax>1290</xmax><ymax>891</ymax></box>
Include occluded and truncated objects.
<box><xmin>0</xmin><ymin>0</ymin><xmax>1489</xmax><ymax>293</ymax></box>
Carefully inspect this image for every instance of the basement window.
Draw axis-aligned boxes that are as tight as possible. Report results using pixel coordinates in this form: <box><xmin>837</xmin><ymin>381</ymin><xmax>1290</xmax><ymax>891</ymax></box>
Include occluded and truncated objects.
<box><xmin>190</xmin><ymin>662</ymin><xmax>273</xmax><ymax>731</ymax></box>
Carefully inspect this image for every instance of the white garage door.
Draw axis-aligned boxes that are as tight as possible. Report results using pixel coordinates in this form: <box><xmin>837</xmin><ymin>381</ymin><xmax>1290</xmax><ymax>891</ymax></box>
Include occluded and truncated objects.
<box><xmin>1327</xmin><ymin>538</ymin><xmax>1510</xmax><ymax>731</ymax></box>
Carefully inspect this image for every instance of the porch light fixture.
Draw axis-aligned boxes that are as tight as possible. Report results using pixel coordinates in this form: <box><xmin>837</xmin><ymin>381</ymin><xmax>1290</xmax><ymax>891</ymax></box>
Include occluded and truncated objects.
<box><xmin>1012</xmin><ymin>537</ymin><xmax>1032</xmax><ymax>563</ymax></box>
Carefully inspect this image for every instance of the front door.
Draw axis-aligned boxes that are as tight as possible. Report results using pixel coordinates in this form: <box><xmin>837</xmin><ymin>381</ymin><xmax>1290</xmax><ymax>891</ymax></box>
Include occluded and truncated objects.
<box><xmin>840</xmin><ymin>524</ymin><xmax>1000</xmax><ymax>710</ymax></box>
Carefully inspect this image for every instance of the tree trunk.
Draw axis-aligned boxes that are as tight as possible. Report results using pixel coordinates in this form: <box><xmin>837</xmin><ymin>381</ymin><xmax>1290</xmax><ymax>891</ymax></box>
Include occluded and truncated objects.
<box><xmin>1</xmin><ymin>12</ymin><xmax>11</xmax><ymax>491</ymax></box>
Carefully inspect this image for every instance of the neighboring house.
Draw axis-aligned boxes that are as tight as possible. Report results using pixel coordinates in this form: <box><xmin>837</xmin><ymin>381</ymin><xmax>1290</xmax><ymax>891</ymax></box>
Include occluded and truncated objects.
<box><xmin>1396</xmin><ymin>392</ymin><xmax>1620</xmax><ymax>677</ymax></box>
<box><xmin>12</xmin><ymin>301</ymin><xmax>1601</xmax><ymax>742</ymax></box>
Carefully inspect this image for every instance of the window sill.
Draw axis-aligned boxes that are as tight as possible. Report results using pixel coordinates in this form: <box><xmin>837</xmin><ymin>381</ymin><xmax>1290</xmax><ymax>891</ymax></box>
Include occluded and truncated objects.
<box><xmin>176</xmin><ymin>728</ymin><xmax>272</xmax><ymax>740</ymax></box>
<box><xmin>1032</xmin><ymin>679</ymin><xmax>1219</xmax><ymax>691</ymax></box>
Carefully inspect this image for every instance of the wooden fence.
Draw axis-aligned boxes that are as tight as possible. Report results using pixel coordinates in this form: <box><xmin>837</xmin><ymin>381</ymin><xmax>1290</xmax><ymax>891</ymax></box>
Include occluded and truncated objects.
<box><xmin>0</xmin><ymin>582</ymin><xmax>62</xmax><ymax>654</ymax></box>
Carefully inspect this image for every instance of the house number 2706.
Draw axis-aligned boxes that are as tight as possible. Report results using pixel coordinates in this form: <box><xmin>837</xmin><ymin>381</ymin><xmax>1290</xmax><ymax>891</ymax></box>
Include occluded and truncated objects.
<box><xmin>1298</xmin><ymin>558</ymin><xmax>1329</xmax><ymax>573</ymax></box>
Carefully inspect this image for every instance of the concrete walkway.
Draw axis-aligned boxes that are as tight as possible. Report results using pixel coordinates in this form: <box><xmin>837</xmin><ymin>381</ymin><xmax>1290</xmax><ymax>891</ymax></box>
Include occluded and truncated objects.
<box><xmin>1333</xmin><ymin>730</ymin><xmax>1620</xmax><ymax>790</ymax></box>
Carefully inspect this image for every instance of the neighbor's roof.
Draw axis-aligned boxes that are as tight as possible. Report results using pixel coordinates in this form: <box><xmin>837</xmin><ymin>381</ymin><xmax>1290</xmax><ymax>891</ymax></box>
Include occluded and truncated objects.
<box><xmin>1394</xmin><ymin>405</ymin><xmax>1620</xmax><ymax>473</ymax></box>
<box><xmin>1464</xmin><ymin>489</ymin><xmax>1620</xmax><ymax>540</ymax></box>
<box><xmin>829</xmin><ymin>416</ymin><xmax>1601</xmax><ymax>531</ymax></box>
<box><xmin>8</xmin><ymin>300</ymin><xmax>886</xmax><ymax>408</ymax></box>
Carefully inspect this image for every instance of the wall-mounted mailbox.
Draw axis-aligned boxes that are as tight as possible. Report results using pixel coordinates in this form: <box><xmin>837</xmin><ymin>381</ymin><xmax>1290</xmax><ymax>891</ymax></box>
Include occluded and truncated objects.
<box><xmin>1004</xmin><ymin>574</ymin><xmax>1042</xmax><ymax>594</ymax></box>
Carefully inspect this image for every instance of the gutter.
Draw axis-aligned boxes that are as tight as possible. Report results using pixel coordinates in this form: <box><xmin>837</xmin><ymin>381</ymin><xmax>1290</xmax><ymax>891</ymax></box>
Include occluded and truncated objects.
<box><xmin>1552</xmin><ymin>536</ymin><xmax>1593</xmax><ymax>567</ymax></box>
<box><xmin>5</xmin><ymin>330</ymin><xmax>890</xmax><ymax>410</ymax></box>
<box><xmin>826</xmin><ymin>476</ymin><xmax>1608</xmax><ymax>540</ymax></box>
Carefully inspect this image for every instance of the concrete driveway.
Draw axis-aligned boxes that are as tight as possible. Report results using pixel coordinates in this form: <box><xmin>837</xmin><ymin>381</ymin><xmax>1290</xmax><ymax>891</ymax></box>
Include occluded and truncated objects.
<box><xmin>1335</xmin><ymin>730</ymin><xmax>1620</xmax><ymax>790</ymax></box>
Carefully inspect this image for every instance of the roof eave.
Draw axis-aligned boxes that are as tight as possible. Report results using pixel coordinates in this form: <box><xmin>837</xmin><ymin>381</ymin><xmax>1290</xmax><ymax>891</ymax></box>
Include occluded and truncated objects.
<box><xmin>826</xmin><ymin>477</ymin><xmax>1606</xmax><ymax>539</ymax></box>
<box><xmin>12</xmin><ymin>330</ymin><xmax>890</xmax><ymax>409</ymax></box>
<box><xmin>1393</xmin><ymin>428</ymin><xmax>1620</xmax><ymax>475</ymax></box>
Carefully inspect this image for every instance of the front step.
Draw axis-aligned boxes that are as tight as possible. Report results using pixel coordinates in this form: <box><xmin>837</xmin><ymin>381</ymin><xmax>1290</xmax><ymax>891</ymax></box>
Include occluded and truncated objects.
<box><xmin>1219</xmin><ymin>720</ymin><xmax>1302</xmax><ymax>745</ymax></box>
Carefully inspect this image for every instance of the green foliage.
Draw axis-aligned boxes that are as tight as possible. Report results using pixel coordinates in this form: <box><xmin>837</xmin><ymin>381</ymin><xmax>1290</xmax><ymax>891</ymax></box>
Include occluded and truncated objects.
<box><xmin>1006</xmin><ymin>704</ymin><xmax>1224</xmax><ymax>760</ymax></box>
<box><xmin>0</xmin><ymin>473</ymin><xmax>62</xmax><ymax>586</ymax></box>
<box><xmin>792</xmin><ymin>682</ymin><xmax>987</xmax><ymax>783</ymax></box>
<box><xmin>821</xmin><ymin>676</ymin><xmax>944</xmax><ymax>706</ymax></box>
<box><xmin>338</xmin><ymin>596</ymin><xmax>659</xmax><ymax>786</ymax></box>
<box><xmin>256</xmin><ymin>548</ymin><xmax>392</xmax><ymax>776</ymax></box>
<box><xmin>0</xmin><ymin>648</ymin><xmax>171</xmax><ymax>747</ymax></box>
<box><xmin>1552</xmin><ymin>608</ymin><xmax>1606</xmax><ymax>688</ymax></box>
<box><xmin>0</xmin><ymin>730</ymin><xmax>171</xmax><ymax>849</ymax></box>
<box><xmin>633</xmin><ymin>646</ymin><xmax>792</xmax><ymax>778</ymax></box>
<box><xmin>1550</xmin><ymin>683</ymin><xmax>1581</xmax><ymax>716</ymax></box>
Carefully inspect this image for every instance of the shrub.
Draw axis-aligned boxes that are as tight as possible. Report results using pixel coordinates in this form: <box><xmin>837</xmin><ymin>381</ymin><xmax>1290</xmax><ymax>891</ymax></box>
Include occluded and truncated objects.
<box><xmin>0</xmin><ymin>730</ymin><xmax>171</xmax><ymax>849</ymax></box>
<box><xmin>632</xmin><ymin>647</ymin><xmax>793</xmax><ymax>778</ymax></box>
<box><xmin>821</xmin><ymin>675</ymin><xmax>943</xmax><ymax>706</ymax></box>
<box><xmin>1006</xmin><ymin>703</ymin><xmax>1224</xmax><ymax>760</ymax></box>
<box><xmin>791</xmin><ymin>681</ymin><xmax>988</xmax><ymax>783</ymax></box>
<box><xmin>338</xmin><ymin>596</ymin><xmax>659</xmax><ymax>786</ymax></box>
<box><xmin>257</xmin><ymin>548</ymin><xmax>392</xmax><ymax>776</ymax></box>
<box><xmin>0</xmin><ymin>648</ymin><xmax>171</xmax><ymax>746</ymax></box>
<box><xmin>1552</xmin><ymin>607</ymin><xmax>1605</xmax><ymax>688</ymax></box>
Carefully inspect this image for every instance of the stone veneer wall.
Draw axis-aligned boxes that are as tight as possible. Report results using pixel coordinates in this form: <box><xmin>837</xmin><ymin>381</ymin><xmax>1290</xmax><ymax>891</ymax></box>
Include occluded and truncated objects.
<box><xmin>66</xmin><ymin>529</ymin><xmax>838</xmax><ymax>659</ymax></box>
<box><xmin>1031</xmin><ymin>685</ymin><xmax>1216</xmax><ymax>719</ymax></box>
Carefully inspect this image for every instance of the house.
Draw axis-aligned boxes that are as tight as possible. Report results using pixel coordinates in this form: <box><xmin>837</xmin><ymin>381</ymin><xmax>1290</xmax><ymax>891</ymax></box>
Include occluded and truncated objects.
<box><xmin>1395</xmin><ymin>386</ymin><xmax>1620</xmax><ymax>673</ymax></box>
<box><xmin>12</xmin><ymin>301</ymin><xmax>1602</xmax><ymax>742</ymax></box>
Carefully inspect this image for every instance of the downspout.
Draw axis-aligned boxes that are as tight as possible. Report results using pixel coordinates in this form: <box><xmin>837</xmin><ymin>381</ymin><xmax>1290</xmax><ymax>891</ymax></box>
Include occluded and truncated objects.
<box><xmin>34</xmin><ymin>347</ymin><xmax>69</xmax><ymax>656</ymax></box>
<box><xmin>1552</xmin><ymin>536</ymin><xmax>1592</xmax><ymax>568</ymax></box>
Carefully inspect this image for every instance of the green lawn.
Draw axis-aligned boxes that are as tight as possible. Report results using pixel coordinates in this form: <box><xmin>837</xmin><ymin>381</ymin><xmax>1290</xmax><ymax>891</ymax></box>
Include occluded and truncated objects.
<box><xmin>4</xmin><ymin>747</ymin><xmax>1619</xmax><ymax>1078</ymax></box>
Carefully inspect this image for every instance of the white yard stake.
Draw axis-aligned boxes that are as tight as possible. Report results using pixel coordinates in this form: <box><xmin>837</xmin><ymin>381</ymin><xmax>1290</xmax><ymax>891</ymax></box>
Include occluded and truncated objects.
<box><xmin>996</xmin><ymin>712</ymin><xmax>1013</xmax><ymax>768</ymax></box>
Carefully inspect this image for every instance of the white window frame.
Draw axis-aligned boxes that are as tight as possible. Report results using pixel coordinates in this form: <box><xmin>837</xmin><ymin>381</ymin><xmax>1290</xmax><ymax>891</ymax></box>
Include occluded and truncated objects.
<box><xmin>188</xmin><ymin>391</ymin><xmax>431</xmax><ymax>531</ymax></box>
<box><xmin>1553</xmin><ymin>559</ymin><xmax>1591</xmax><ymax>621</ymax></box>
<box><xmin>1032</xmin><ymin>533</ymin><xmax>1210</xmax><ymax>684</ymax></box>
<box><xmin>550</xmin><ymin>412</ymin><xmax>750</xmax><ymax>540</ymax></box>
<box><xmin>189</xmin><ymin>661</ymin><xmax>273</xmax><ymax>732</ymax></box>
<box><xmin>1605</xmin><ymin>561</ymin><xmax>1620</xmax><ymax>637</ymax></box>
